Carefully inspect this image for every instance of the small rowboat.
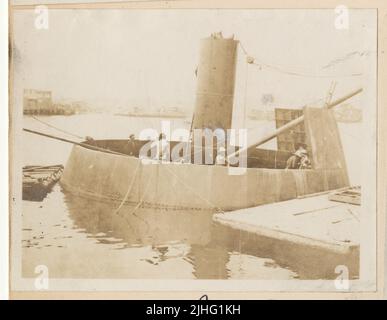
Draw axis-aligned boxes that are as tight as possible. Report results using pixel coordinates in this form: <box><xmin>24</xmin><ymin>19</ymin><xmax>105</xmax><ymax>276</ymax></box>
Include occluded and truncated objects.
<box><xmin>22</xmin><ymin>165</ymin><xmax>64</xmax><ymax>201</ymax></box>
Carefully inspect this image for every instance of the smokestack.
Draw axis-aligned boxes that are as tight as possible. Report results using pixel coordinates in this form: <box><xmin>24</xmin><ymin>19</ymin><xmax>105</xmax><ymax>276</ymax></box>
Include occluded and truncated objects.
<box><xmin>192</xmin><ymin>33</ymin><xmax>238</xmax><ymax>131</ymax></box>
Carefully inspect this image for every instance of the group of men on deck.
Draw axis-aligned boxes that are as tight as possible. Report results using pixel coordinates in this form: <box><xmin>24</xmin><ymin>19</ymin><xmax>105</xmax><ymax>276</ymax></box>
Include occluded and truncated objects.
<box><xmin>126</xmin><ymin>134</ymin><xmax>311</xmax><ymax>169</ymax></box>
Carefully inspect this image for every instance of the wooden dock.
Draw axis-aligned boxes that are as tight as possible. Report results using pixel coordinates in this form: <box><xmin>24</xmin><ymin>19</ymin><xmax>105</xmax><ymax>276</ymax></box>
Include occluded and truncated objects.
<box><xmin>213</xmin><ymin>188</ymin><xmax>360</xmax><ymax>279</ymax></box>
<box><xmin>23</xmin><ymin>165</ymin><xmax>64</xmax><ymax>201</ymax></box>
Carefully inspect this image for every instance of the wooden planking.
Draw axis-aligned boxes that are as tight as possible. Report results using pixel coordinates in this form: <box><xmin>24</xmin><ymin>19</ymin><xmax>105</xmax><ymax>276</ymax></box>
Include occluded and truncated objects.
<box><xmin>328</xmin><ymin>186</ymin><xmax>361</xmax><ymax>205</ymax></box>
<box><xmin>23</xmin><ymin>165</ymin><xmax>63</xmax><ymax>201</ymax></box>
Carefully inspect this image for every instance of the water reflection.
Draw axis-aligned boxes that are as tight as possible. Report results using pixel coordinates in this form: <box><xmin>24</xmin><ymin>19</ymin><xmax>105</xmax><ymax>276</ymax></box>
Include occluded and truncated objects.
<box><xmin>22</xmin><ymin>186</ymin><xmax>356</xmax><ymax>280</ymax></box>
<box><xmin>64</xmin><ymin>193</ymin><xmax>213</xmax><ymax>247</ymax></box>
<box><xmin>63</xmin><ymin>192</ymin><xmax>231</xmax><ymax>278</ymax></box>
<box><xmin>60</xmin><ymin>190</ymin><xmax>297</xmax><ymax>280</ymax></box>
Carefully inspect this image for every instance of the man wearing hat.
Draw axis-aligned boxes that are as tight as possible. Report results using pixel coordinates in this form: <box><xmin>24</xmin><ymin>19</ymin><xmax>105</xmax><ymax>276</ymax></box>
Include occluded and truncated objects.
<box><xmin>286</xmin><ymin>143</ymin><xmax>310</xmax><ymax>169</ymax></box>
<box><xmin>127</xmin><ymin>134</ymin><xmax>137</xmax><ymax>156</ymax></box>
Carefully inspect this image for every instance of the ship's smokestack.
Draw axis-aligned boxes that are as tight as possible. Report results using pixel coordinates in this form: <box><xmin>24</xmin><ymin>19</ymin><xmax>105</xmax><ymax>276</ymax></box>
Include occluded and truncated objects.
<box><xmin>192</xmin><ymin>33</ymin><xmax>238</xmax><ymax>131</ymax></box>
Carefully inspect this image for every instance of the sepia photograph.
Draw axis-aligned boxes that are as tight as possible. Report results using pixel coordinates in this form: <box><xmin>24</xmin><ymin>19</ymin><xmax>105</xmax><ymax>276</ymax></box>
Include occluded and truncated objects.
<box><xmin>6</xmin><ymin>0</ymin><xmax>386</xmax><ymax>299</ymax></box>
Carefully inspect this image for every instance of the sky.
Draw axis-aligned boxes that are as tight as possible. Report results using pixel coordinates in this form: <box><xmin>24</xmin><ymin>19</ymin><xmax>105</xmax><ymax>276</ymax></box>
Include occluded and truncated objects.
<box><xmin>12</xmin><ymin>8</ymin><xmax>377</xmax><ymax>118</ymax></box>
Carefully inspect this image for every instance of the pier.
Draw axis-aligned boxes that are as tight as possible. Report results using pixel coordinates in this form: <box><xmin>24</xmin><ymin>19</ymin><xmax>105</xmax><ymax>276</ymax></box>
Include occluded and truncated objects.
<box><xmin>213</xmin><ymin>188</ymin><xmax>360</xmax><ymax>279</ymax></box>
<box><xmin>22</xmin><ymin>165</ymin><xmax>64</xmax><ymax>201</ymax></box>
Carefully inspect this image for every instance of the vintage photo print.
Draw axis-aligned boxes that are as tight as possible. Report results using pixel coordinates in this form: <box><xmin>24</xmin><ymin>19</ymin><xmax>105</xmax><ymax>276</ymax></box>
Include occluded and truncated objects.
<box><xmin>8</xmin><ymin>0</ymin><xmax>386</xmax><ymax>299</ymax></box>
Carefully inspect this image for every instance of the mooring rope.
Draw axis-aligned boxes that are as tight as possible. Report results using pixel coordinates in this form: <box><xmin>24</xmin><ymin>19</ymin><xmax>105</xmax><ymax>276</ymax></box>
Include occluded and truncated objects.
<box><xmin>31</xmin><ymin>116</ymin><xmax>85</xmax><ymax>140</ymax></box>
<box><xmin>122</xmin><ymin>164</ymin><xmax>157</xmax><ymax>234</ymax></box>
<box><xmin>127</xmin><ymin>166</ymin><xmax>155</xmax><ymax>216</ymax></box>
<box><xmin>111</xmin><ymin>160</ymin><xmax>153</xmax><ymax>234</ymax></box>
<box><xmin>238</xmin><ymin>41</ymin><xmax>364</xmax><ymax>78</ymax></box>
<box><xmin>113</xmin><ymin>161</ymin><xmax>142</xmax><ymax>215</ymax></box>
<box><xmin>163</xmin><ymin>164</ymin><xmax>225</xmax><ymax>214</ymax></box>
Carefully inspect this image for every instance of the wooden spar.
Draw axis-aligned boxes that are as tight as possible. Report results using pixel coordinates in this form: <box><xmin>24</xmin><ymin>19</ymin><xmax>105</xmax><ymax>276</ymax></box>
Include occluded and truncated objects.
<box><xmin>326</xmin><ymin>88</ymin><xmax>363</xmax><ymax>108</ymax></box>
<box><xmin>23</xmin><ymin>128</ymin><xmax>126</xmax><ymax>156</ymax></box>
<box><xmin>23</xmin><ymin>164</ymin><xmax>63</xmax><ymax>172</ymax></box>
<box><xmin>227</xmin><ymin>88</ymin><xmax>363</xmax><ymax>160</ymax></box>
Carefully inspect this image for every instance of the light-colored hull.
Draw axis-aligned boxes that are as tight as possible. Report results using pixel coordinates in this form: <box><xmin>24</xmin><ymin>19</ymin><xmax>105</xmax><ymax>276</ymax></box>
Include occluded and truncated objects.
<box><xmin>61</xmin><ymin>145</ymin><xmax>349</xmax><ymax>211</ymax></box>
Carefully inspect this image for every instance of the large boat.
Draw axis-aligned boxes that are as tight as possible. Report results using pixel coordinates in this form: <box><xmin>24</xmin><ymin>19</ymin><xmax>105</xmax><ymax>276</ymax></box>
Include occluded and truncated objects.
<box><xmin>59</xmin><ymin>34</ymin><xmax>358</xmax><ymax>212</ymax></box>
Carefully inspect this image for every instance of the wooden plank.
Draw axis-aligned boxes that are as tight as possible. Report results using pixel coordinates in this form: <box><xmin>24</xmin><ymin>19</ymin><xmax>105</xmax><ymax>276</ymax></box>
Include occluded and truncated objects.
<box><xmin>22</xmin><ymin>165</ymin><xmax>63</xmax><ymax>201</ymax></box>
<box><xmin>328</xmin><ymin>187</ymin><xmax>361</xmax><ymax>205</ymax></box>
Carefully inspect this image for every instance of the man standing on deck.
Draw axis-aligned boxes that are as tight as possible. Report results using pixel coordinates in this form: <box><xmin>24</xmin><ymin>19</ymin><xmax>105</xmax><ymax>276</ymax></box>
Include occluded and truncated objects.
<box><xmin>151</xmin><ymin>133</ymin><xmax>169</xmax><ymax>161</ymax></box>
<box><xmin>286</xmin><ymin>144</ymin><xmax>309</xmax><ymax>169</ymax></box>
<box><xmin>127</xmin><ymin>134</ymin><xmax>137</xmax><ymax>156</ymax></box>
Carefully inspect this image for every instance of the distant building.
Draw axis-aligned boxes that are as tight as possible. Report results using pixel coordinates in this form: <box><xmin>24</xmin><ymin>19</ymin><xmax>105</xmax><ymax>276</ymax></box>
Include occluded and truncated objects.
<box><xmin>334</xmin><ymin>104</ymin><xmax>362</xmax><ymax>123</ymax></box>
<box><xmin>71</xmin><ymin>101</ymin><xmax>90</xmax><ymax>113</ymax></box>
<box><xmin>23</xmin><ymin>90</ymin><xmax>85</xmax><ymax>115</ymax></box>
<box><xmin>23</xmin><ymin>89</ymin><xmax>53</xmax><ymax>114</ymax></box>
<box><xmin>261</xmin><ymin>94</ymin><xmax>275</xmax><ymax>105</ymax></box>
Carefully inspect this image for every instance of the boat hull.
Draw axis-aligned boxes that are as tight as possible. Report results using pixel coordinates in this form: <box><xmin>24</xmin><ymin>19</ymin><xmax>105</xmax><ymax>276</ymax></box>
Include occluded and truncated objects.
<box><xmin>61</xmin><ymin>145</ymin><xmax>349</xmax><ymax>211</ymax></box>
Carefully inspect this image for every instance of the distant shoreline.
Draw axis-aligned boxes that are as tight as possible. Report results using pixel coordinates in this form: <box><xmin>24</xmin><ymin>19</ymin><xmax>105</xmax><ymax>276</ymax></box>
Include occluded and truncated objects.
<box><xmin>115</xmin><ymin>112</ymin><xmax>187</xmax><ymax>119</ymax></box>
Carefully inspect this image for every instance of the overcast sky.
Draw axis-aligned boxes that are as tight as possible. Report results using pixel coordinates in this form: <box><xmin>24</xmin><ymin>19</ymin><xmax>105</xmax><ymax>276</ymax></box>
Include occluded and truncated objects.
<box><xmin>12</xmin><ymin>9</ymin><xmax>376</xmax><ymax>115</ymax></box>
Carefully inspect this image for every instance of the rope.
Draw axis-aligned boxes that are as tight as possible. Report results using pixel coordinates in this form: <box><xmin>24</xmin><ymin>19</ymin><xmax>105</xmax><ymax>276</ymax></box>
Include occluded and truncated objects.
<box><xmin>238</xmin><ymin>42</ymin><xmax>364</xmax><ymax>78</ymax></box>
<box><xmin>125</xmin><ymin>173</ymin><xmax>155</xmax><ymax>233</ymax></box>
<box><xmin>113</xmin><ymin>155</ymin><xmax>223</xmax><ymax>213</ymax></box>
<box><xmin>31</xmin><ymin>116</ymin><xmax>85</xmax><ymax>140</ymax></box>
<box><xmin>163</xmin><ymin>164</ymin><xmax>225</xmax><ymax>214</ymax></box>
<box><xmin>239</xmin><ymin>41</ymin><xmax>249</xmax><ymax>56</ymax></box>
<box><xmin>113</xmin><ymin>161</ymin><xmax>141</xmax><ymax>215</ymax></box>
<box><xmin>242</xmin><ymin>61</ymin><xmax>249</xmax><ymax>128</ymax></box>
<box><xmin>250</xmin><ymin>62</ymin><xmax>363</xmax><ymax>78</ymax></box>
<box><xmin>112</xmin><ymin>160</ymin><xmax>152</xmax><ymax>233</ymax></box>
<box><xmin>127</xmin><ymin>167</ymin><xmax>155</xmax><ymax>216</ymax></box>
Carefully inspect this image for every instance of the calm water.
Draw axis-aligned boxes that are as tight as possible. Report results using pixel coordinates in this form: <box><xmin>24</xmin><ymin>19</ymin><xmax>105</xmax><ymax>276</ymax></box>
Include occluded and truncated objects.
<box><xmin>21</xmin><ymin>114</ymin><xmax>361</xmax><ymax>279</ymax></box>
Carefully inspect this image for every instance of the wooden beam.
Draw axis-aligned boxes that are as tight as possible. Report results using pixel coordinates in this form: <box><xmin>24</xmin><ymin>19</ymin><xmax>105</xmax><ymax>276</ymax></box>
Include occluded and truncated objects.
<box><xmin>227</xmin><ymin>88</ymin><xmax>363</xmax><ymax>161</ymax></box>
